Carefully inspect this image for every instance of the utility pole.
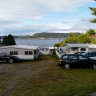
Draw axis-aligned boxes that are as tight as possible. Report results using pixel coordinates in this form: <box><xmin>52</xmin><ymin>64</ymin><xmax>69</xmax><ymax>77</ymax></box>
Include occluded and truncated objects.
<box><xmin>59</xmin><ymin>34</ymin><xmax>60</xmax><ymax>47</ymax></box>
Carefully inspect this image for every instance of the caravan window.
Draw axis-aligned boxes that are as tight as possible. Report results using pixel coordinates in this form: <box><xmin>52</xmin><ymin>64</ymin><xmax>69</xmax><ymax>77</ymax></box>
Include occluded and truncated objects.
<box><xmin>29</xmin><ymin>51</ymin><xmax>33</xmax><ymax>55</ymax></box>
<box><xmin>14</xmin><ymin>51</ymin><xmax>18</xmax><ymax>55</ymax></box>
<box><xmin>25</xmin><ymin>51</ymin><xmax>28</xmax><ymax>55</ymax></box>
<box><xmin>10</xmin><ymin>51</ymin><xmax>13</xmax><ymax>55</ymax></box>
<box><xmin>25</xmin><ymin>51</ymin><xmax>33</xmax><ymax>55</ymax></box>
<box><xmin>10</xmin><ymin>51</ymin><xmax>18</xmax><ymax>55</ymax></box>
<box><xmin>80</xmin><ymin>48</ymin><xmax>86</xmax><ymax>51</ymax></box>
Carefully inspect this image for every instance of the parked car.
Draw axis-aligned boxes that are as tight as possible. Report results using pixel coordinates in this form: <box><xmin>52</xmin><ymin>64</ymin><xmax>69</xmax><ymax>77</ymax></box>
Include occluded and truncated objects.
<box><xmin>0</xmin><ymin>52</ymin><xmax>19</xmax><ymax>63</ymax></box>
<box><xmin>75</xmin><ymin>52</ymin><xmax>85</xmax><ymax>55</ymax></box>
<box><xmin>82</xmin><ymin>52</ymin><xmax>96</xmax><ymax>57</ymax></box>
<box><xmin>58</xmin><ymin>54</ymin><xmax>96</xmax><ymax>70</ymax></box>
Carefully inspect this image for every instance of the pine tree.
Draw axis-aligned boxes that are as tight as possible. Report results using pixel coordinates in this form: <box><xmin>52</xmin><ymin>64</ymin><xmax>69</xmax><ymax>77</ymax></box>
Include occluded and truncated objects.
<box><xmin>3</xmin><ymin>36</ymin><xmax>8</xmax><ymax>45</ymax></box>
<box><xmin>3</xmin><ymin>34</ymin><xmax>16</xmax><ymax>46</ymax></box>
<box><xmin>89</xmin><ymin>0</ymin><xmax>96</xmax><ymax>23</ymax></box>
<box><xmin>7</xmin><ymin>34</ymin><xmax>16</xmax><ymax>45</ymax></box>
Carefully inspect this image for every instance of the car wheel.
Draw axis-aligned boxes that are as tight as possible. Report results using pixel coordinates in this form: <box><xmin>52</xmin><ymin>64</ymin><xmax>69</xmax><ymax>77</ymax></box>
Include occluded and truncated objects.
<box><xmin>9</xmin><ymin>59</ymin><xmax>14</xmax><ymax>63</ymax></box>
<box><xmin>65</xmin><ymin>64</ymin><xmax>70</xmax><ymax>69</ymax></box>
<box><xmin>93</xmin><ymin>65</ymin><xmax>96</xmax><ymax>70</ymax></box>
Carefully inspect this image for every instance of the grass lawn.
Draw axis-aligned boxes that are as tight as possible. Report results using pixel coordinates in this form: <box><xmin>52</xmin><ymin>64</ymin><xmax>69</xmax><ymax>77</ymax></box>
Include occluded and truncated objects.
<box><xmin>0</xmin><ymin>54</ymin><xmax>96</xmax><ymax>96</ymax></box>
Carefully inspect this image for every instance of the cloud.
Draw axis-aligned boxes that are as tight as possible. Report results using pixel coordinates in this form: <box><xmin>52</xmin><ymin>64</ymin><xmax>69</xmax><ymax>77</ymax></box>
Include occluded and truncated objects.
<box><xmin>0</xmin><ymin>19</ymin><xmax>21</xmax><ymax>25</ymax></box>
<box><xmin>0</xmin><ymin>0</ymin><xmax>92</xmax><ymax>19</ymax></box>
<box><xmin>1</xmin><ymin>18</ymin><xmax>96</xmax><ymax>36</ymax></box>
<box><xmin>0</xmin><ymin>0</ymin><xmax>94</xmax><ymax>35</ymax></box>
<box><xmin>0</xmin><ymin>19</ymin><xmax>22</xmax><ymax>33</ymax></box>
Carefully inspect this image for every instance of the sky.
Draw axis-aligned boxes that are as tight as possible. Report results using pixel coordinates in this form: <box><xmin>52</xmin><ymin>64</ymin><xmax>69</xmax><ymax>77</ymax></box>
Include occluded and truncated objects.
<box><xmin>0</xmin><ymin>0</ymin><xmax>96</xmax><ymax>36</ymax></box>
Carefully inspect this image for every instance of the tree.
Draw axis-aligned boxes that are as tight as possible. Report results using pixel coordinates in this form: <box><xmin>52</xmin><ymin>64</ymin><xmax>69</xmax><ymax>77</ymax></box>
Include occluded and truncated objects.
<box><xmin>65</xmin><ymin>33</ymin><xmax>78</xmax><ymax>43</ymax></box>
<box><xmin>3</xmin><ymin>36</ymin><xmax>8</xmax><ymax>45</ymax></box>
<box><xmin>93</xmin><ymin>39</ymin><xmax>96</xmax><ymax>44</ymax></box>
<box><xmin>58</xmin><ymin>33</ymin><xmax>79</xmax><ymax>47</ymax></box>
<box><xmin>54</xmin><ymin>43</ymin><xmax>60</xmax><ymax>47</ymax></box>
<box><xmin>3</xmin><ymin>34</ymin><xmax>16</xmax><ymax>46</ymax></box>
<box><xmin>78</xmin><ymin>34</ymin><xmax>91</xmax><ymax>43</ymax></box>
<box><xmin>89</xmin><ymin>0</ymin><xmax>96</xmax><ymax>23</ymax></box>
<box><xmin>7</xmin><ymin>34</ymin><xmax>16</xmax><ymax>45</ymax></box>
<box><xmin>86</xmin><ymin>29</ymin><xmax>96</xmax><ymax>36</ymax></box>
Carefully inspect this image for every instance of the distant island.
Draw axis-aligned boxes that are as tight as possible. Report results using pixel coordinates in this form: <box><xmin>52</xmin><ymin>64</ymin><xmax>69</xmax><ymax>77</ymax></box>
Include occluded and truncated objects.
<box><xmin>19</xmin><ymin>32</ymin><xmax>81</xmax><ymax>39</ymax></box>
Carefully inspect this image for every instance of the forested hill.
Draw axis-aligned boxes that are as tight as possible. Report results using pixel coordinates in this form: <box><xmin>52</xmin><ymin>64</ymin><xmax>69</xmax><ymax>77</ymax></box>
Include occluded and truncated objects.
<box><xmin>31</xmin><ymin>32</ymin><xmax>81</xmax><ymax>38</ymax></box>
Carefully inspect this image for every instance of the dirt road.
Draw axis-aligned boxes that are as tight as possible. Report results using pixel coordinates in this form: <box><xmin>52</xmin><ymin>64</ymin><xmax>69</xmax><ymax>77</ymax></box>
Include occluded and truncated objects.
<box><xmin>0</xmin><ymin>55</ymin><xmax>55</xmax><ymax>96</ymax></box>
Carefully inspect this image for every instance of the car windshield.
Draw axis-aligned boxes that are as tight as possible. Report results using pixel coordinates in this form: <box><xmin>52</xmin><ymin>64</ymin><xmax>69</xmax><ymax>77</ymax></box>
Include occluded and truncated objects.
<box><xmin>0</xmin><ymin>53</ymin><xmax>10</xmax><ymax>56</ymax></box>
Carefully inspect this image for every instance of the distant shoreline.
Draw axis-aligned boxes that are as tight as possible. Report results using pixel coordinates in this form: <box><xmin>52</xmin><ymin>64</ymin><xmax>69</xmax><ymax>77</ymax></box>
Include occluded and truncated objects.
<box><xmin>18</xmin><ymin>37</ymin><xmax>65</xmax><ymax>39</ymax></box>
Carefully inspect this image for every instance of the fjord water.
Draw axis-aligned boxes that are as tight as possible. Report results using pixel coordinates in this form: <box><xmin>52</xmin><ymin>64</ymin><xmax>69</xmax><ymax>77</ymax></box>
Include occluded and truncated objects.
<box><xmin>15</xmin><ymin>38</ymin><xmax>65</xmax><ymax>47</ymax></box>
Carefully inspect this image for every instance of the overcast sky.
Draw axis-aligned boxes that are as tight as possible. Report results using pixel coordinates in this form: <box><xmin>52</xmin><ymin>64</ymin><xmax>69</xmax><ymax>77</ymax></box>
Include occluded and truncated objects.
<box><xmin>0</xmin><ymin>0</ymin><xmax>96</xmax><ymax>35</ymax></box>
